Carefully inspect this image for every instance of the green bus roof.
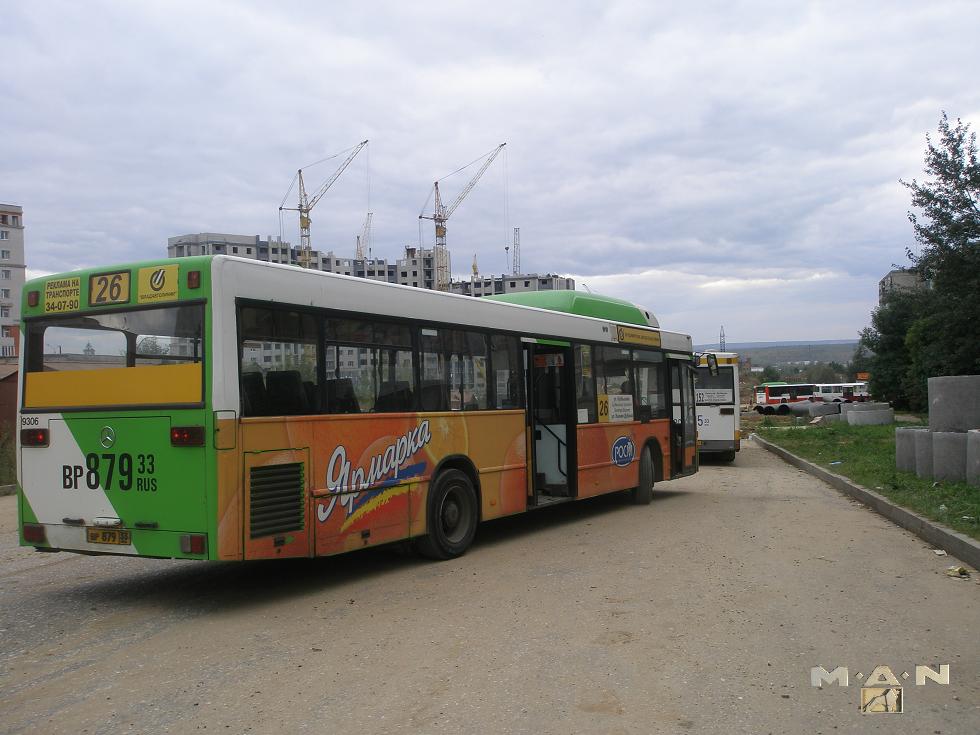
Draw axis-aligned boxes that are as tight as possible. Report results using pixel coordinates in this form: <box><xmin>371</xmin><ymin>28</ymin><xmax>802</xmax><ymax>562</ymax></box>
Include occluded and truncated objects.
<box><xmin>484</xmin><ymin>291</ymin><xmax>654</xmax><ymax>326</ymax></box>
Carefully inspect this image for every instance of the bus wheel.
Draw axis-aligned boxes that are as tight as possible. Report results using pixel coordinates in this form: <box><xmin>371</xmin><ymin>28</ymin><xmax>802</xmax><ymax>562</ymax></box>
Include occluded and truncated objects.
<box><xmin>631</xmin><ymin>447</ymin><xmax>654</xmax><ymax>505</ymax></box>
<box><xmin>721</xmin><ymin>449</ymin><xmax>737</xmax><ymax>462</ymax></box>
<box><xmin>415</xmin><ymin>469</ymin><xmax>478</xmax><ymax>560</ymax></box>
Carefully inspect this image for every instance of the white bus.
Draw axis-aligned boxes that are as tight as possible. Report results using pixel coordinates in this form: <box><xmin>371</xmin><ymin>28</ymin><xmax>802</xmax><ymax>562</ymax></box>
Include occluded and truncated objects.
<box><xmin>694</xmin><ymin>352</ymin><xmax>740</xmax><ymax>462</ymax></box>
<box><xmin>813</xmin><ymin>382</ymin><xmax>869</xmax><ymax>402</ymax></box>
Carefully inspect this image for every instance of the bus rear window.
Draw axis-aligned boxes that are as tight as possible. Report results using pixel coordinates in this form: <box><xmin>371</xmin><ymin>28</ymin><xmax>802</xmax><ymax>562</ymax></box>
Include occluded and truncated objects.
<box><xmin>23</xmin><ymin>304</ymin><xmax>204</xmax><ymax>409</ymax></box>
<box><xmin>694</xmin><ymin>366</ymin><xmax>734</xmax><ymax>391</ymax></box>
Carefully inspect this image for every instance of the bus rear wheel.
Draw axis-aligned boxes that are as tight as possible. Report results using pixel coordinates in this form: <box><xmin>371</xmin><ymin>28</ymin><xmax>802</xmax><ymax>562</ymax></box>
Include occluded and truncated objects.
<box><xmin>631</xmin><ymin>447</ymin><xmax>654</xmax><ymax>505</ymax></box>
<box><xmin>414</xmin><ymin>469</ymin><xmax>479</xmax><ymax>560</ymax></box>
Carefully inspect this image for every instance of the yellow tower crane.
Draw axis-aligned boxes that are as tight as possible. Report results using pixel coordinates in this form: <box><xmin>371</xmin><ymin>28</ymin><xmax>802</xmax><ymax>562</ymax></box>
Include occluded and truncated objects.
<box><xmin>419</xmin><ymin>143</ymin><xmax>506</xmax><ymax>291</ymax></box>
<box><xmin>280</xmin><ymin>139</ymin><xmax>368</xmax><ymax>269</ymax></box>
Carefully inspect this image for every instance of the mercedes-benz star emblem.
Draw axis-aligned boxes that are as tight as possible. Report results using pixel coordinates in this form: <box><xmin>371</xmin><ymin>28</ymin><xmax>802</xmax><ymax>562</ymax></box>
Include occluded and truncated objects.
<box><xmin>100</xmin><ymin>426</ymin><xmax>116</xmax><ymax>449</ymax></box>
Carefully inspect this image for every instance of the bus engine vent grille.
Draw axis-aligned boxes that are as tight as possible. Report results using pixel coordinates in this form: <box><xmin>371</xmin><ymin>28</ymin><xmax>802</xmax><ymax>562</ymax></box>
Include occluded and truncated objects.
<box><xmin>249</xmin><ymin>462</ymin><xmax>304</xmax><ymax>539</ymax></box>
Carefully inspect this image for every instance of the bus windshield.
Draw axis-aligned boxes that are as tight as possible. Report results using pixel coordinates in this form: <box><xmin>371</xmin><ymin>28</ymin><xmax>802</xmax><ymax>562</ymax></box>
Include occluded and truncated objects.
<box><xmin>23</xmin><ymin>304</ymin><xmax>204</xmax><ymax>409</ymax></box>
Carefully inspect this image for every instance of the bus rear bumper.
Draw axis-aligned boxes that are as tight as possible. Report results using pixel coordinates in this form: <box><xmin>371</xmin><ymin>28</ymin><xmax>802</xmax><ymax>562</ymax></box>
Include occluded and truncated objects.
<box><xmin>19</xmin><ymin>523</ymin><xmax>211</xmax><ymax>560</ymax></box>
<box><xmin>697</xmin><ymin>439</ymin><xmax>738</xmax><ymax>454</ymax></box>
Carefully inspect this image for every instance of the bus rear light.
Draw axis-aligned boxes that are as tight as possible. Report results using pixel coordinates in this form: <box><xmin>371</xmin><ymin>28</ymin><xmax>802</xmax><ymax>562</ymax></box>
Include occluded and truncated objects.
<box><xmin>23</xmin><ymin>524</ymin><xmax>46</xmax><ymax>544</ymax></box>
<box><xmin>27</xmin><ymin>290</ymin><xmax>39</xmax><ymax>307</ymax></box>
<box><xmin>187</xmin><ymin>270</ymin><xmax>201</xmax><ymax>289</ymax></box>
<box><xmin>171</xmin><ymin>426</ymin><xmax>205</xmax><ymax>446</ymax></box>
<box><xmin>180</xmin><ymin>534</ymin><xmax>207</xmax><ymax>555</ymax></box>
<box><xmin>21</xmin><ymin>428</ymin><xmax>49</xmax><ymax>447</ymax></box>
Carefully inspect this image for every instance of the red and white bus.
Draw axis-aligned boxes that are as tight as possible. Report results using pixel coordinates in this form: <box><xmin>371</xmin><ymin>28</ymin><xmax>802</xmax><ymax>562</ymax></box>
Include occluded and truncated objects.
<box><xmin>813</xmin><ymin>382</ymin><xmax>869</xmax><ymax>402</ymax></box>
<box><xmin>753</xmin><ymin>382</ymin><xmax>816</xmax><ymax>414</ymax></box>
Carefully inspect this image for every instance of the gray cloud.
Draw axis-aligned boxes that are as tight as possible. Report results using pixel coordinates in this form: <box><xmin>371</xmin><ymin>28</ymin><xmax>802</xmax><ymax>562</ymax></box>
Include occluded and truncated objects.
<box><xmin>2</xmin><ymin>0</ymin><xmax>978</xmax><ymax>343</ymax></box>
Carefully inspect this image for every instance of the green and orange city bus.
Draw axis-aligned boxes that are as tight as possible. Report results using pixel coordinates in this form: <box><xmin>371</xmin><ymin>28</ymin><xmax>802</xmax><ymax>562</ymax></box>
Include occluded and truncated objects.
<box><xmin>17</xmin><ymin>256</ymin><xmax>698</xmax><ymax>561</ymax></box>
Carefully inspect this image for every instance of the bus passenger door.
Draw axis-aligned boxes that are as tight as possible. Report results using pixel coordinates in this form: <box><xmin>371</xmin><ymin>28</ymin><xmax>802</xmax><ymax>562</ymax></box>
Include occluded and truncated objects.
<box><xmin>526</xmin><ymin>343</ymin><xmax>577</xmax><ymax>505</ymax></box>
<box><xmin>668</xmin><ymin>359</ymin><xmax>698</xmax><ymax>477</ymax></box>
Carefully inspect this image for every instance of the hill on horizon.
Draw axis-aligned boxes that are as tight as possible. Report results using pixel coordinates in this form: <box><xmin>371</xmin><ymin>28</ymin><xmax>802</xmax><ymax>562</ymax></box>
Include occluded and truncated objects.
<box><xmin>693</xmin><ymin>339</ymin><xmax>860</xmax><ymax>367</ymax></box>
<box><xmin>693</xmin><ymin>339</ymin><xmax>859</xmax><ymax>350</ymax></box>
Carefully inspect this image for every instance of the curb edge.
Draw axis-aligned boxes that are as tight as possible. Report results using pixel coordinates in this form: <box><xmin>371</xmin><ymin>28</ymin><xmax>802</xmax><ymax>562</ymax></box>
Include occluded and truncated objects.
<box><xmin>752</xmin><ymin>433</ymin><xmax>980</xmax><ymax>570</ymax></box>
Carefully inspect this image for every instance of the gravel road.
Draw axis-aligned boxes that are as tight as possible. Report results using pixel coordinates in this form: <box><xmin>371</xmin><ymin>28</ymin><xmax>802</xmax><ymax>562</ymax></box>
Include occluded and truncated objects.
<box><xmin>1</xmin><ymin>441</ymin><xmax>977</xmax><ymax>734</ymax></box>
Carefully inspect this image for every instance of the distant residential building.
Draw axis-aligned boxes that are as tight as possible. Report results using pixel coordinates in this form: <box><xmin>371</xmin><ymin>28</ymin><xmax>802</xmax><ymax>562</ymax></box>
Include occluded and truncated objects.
<box><xmin>167</xmin><ymin>233</ymin><xmax>571</xmax><ymax>296</ymax></box>
<box><xmin>167</xmin><ymin>233</ymin><xmax>440</xmax><ymax>288</ymax></box>
<box><xmin>451</xmin><ymin>273</ymin><xmax>575</xmax><ymax>297</ymax></box>
<box><xmin>168</xmin><ymin>232</ymin><xmax>573</xmax><ymax>372</ymax></box>
<box><xmin>878</xmin><ymin>268</ymin><xmax>926</xmax><ymax>304</ymax></box>
<box><xmin>0</xmin><ymin>203</ymin><xmax>26</xmax><ymax>358</ymax></box>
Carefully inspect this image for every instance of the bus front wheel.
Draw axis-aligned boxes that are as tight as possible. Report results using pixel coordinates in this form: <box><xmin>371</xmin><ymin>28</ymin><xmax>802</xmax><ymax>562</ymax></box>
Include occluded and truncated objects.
<box><xmin>415</xmin><ymin>469</ymin><xmax>479</xmax><ymax>560</ymax></box>
<box><xmin>631</xmin><ymin>447</ymin><xmax>654</xmax><ymax>505</ymax></box>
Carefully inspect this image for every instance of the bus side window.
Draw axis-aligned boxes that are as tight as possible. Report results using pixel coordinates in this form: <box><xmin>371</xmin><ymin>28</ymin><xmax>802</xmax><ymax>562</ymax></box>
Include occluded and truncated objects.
<box><xmin>596</xmin><ymin>346</ymin><xmax>632</xmax><ymax>398</ymax></box>
<box><xmin>634</xmin><ymin>349</ymin><xmax>666</xmax><ymax>418</ymax></box>
<box><xmin>491</xmin><ymin>334</ymin><xmax>523</xmax><ymax>409</ymax></box>
<box><xmin>324</xmin><ymin>319</ymin><xmax>414</xmax><ymax>414</ymax></box>
<box><xmin>574</xmin><ymin>345</ymin><xmax>596</xmax><ymax>423</ymax></box>
<box><xmin>239</xmin><ymin>306</ymin><xmax>319</xmax><ymax>417</ymax></box>
<box><xmin>425</xmin><ymin>330</ymin><xmax>489</xmax><ymax>412</ymax></box>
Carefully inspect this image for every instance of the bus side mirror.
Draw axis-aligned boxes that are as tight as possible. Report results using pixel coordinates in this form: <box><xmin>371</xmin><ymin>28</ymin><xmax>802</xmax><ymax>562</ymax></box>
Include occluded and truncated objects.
<box><xmin>706</xmin><ymin>353</ymin><xmax>719</xmax><ymax>376</ymax></box>
<box><xmin>638</xmin><ymin>405</ymin><xmax>652</xmax><ymax>424</ymax></box>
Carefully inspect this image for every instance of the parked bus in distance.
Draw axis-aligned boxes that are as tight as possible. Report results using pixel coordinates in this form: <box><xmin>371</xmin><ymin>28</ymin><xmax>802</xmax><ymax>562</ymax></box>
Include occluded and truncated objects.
<box><xmin>813</xmin><ymin>382</ymin><xmax>869</xmax><ymax>402</ymax></box>
<box><xmin>17</xmin><ymin>257</ymin><xmax>698</xmax><ymax>562</ymax></box>
<box><xmin>753</xmin><ymin>382</ymin><xmax>816</xmax><ymax>414</ymax></box>
<box><xmin>694</xmin><ymin>352</ymin><xmax>740</xmax><ymax>462</ymax></box>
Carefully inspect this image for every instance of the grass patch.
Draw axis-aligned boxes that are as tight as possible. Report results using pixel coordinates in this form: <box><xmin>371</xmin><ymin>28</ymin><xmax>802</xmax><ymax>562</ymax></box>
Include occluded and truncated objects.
<box><xmin>757</xmin><ymin>422</ymin><xmax>980</xmax><ymax>542</ymax></box>
<box><xmin>0</xmin><ymin>428</ymin><xmax>15</xmax><ymax>485</ymax></box>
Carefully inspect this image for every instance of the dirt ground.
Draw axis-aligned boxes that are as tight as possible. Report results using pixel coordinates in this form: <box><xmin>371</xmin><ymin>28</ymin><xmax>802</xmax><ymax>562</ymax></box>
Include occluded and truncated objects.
<box><xmin>1</xmin><ymin>441</ymin><xmax>977</xmax><ymax>734</ymax></box>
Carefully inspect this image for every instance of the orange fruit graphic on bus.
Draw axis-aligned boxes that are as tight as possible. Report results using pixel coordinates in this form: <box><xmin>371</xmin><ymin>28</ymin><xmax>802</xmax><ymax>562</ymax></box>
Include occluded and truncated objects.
<box><xmin>424</xmin><ymin>414</ymin><xmax>469</xmax><ymax>467</ymax></box>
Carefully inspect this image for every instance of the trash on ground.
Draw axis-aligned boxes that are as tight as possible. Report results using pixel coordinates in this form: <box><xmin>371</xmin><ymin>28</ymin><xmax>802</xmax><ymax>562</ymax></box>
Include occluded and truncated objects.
<box><xmin>945</xmin><ymin>566</ymin><xmax>970</xmax><ymax>579</ymax></box>
<box><xmin>933</xmin><ymin>549</ymin><xmax>948</xmax><ymax>556</ymax></box>
<box><xmin>939</xmin><ymin>504</ymin><xmax>948</xmax><ymax>512</ymax></box>
<box><xmin>829</xmin><ymin>461</ymin><xmax>843</xmax><ymax>466</ymax></box>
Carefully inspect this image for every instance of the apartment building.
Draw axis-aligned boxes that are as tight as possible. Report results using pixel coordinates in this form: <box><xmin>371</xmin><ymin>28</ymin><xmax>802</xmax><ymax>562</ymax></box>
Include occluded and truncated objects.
<box><xmin>451</xmin><ymin>272</ymin><xmax>575</xmax><ymax>297</ymax></box>
<box><xmin>0</xmin><ymin>204</ymin><xmax>26</xmax><ymax>358</ymax></box>
<box><xmin>878</xmin><ymin>268</ymin><xmax>928</xmax><ymax>304</ymax></box>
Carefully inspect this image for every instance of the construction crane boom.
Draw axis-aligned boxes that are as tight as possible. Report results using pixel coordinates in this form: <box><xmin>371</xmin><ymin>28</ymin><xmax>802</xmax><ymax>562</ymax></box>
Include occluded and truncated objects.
<box><xmin>420</xmin><ymin>143</ymin><xmax>506</xmax><ymax>291</ymax></box>
<box><xmin>512</xmin><ymin>227</ymin><xmax>520</xmax><ymax>275</ymax></box>
<box><xmin>281</xmin><ymin>139</ymin><xmax>368</xmax><ymax>269</ymax></box>
<box><xmin>355</xmin><ymin>212</ymin><xmax>373</xmax><ymax>260</ymax></box>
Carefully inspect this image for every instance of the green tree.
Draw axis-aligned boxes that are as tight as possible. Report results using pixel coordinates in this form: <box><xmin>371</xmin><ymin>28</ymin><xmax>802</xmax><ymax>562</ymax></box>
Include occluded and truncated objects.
<box><xmin>800</xmin><ymin>363</ymin><xmax>838</xmax><ymax>384</ymax></box>
<box><xmin>760</xmin><ymin>365</ymin><xmax>781</xmax><ymax>382</ymax></box>
<box><xmin>860</xmin><ymin>112</ymin><xmax>980</xmax><ymax>408</ymax></box>
<box><xmin>901</xmin><ymin>112</ymin><xmax>980</xmax><ymax>380</ymax></box>
<box><xmin>860</xmin><ymin>290</ymin><xmax>926</xmax><ymax>408</ymax></box>
<box><xmin>848</xmin><ymin>344</ymin><xmax>872</xmax><ymax>379</ymax></box>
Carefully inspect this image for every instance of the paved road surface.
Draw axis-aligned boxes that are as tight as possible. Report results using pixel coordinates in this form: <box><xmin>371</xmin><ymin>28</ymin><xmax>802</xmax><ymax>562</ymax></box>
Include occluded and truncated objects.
<box><xmin>1</xmin><ymin>441</ymin><xmax>977</xmax><ymax>734</ymax></box>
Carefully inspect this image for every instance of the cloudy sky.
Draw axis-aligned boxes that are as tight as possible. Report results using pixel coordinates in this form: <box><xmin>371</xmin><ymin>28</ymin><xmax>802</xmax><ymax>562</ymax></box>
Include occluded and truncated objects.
<box><xmin>2</xmin><ymin>1</ymin><xmax>978</xmax><ymax>344</ymax></box>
